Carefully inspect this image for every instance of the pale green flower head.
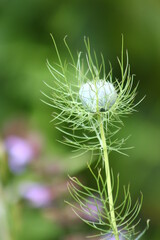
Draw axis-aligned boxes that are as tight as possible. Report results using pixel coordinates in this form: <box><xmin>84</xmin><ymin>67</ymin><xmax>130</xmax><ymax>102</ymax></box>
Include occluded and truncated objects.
<box><xmin>79</xmin><ymin>80</ymin><xmax>117</xmax><ymax>112</ymax></box>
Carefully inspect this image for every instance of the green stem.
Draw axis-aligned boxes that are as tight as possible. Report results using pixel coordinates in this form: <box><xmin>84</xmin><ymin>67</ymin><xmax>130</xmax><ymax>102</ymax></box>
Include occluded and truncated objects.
<box><xmin>0</xmin><ymin>150</ymin><xmax>12</xmax><ymax>240</ymax></box>
<box><xmin>99</xmin><ymin>116</ymin><xmax>119</xmax><ymax>240</ymax></box>
<box><xmin>0</xmin><ymin>182</ymin><xmax>12</xmax><ymax>240</ymax></box>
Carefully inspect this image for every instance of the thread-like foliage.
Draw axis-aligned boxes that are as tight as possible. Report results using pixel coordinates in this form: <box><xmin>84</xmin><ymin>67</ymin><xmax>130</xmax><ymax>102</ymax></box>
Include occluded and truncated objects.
<box><xmin>67</xmin><ymin>166</ymin><xmax>148</xmax><ymax>240</ymax></box>
<box><xmin>42</xmin><ymin>35</ymin><xmax>143</xmax><ymax>159</ymax></box>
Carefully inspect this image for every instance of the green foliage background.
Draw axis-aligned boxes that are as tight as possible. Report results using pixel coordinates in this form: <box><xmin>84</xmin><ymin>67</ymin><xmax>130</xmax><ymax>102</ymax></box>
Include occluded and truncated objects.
<box><xmin>0</xmin><ymin>0</ymin><xmax>160</xmax><ymax>239</ymax></box>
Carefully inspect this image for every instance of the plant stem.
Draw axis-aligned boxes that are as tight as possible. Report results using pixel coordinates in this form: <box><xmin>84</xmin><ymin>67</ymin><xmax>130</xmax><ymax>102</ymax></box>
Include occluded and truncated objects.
<box><xmin>0</xmin><ymin>148</ymin><xmax>12</xmax><ymax>240</ymax></box>
<box><xmin>0</xmin><ymin>182</ymin><xmax>12</xmax><ymax>240</ymax></box>
<box><xmin>99</xmin><ymin>115</ymin><xmax>119</xmax><ymax>240</ymax></box>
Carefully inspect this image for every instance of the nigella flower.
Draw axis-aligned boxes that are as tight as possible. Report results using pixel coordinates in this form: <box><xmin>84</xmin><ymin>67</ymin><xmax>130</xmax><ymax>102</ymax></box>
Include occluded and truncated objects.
<box><xmin>19</xmin><ymin>182</ymin><xmax>52</xmax><ymax>208</ymax></box>
<box><xmin>43</xmin><ymin>36</ymin><xmax>148</xmax><ymax>240</ymax></box>
<box><xmin>42</xmin><ymin>35</ymin><xmax>142</xmax><ymax>156</ymax></box>
<box><xmin>79</xmin><ymin>80</ymin><xmax>117</xmax><ymax>113</ymax></box>
<box><xmin>5</xmin><ymin>136</ymin><xmax>34</xmax><ymax>173</ymax></box>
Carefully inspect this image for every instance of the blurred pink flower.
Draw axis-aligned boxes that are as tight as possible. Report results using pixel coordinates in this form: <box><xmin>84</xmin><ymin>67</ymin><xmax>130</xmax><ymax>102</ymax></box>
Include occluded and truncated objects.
<box><xmin>5</xmin><ymin>136</ymin><xmax>34</xmax><ymax>173</ymax></box>
<box><xmin>19</xmin><ymin>182</ymin><xmax>52</xmax><ymax>208</ymax></box>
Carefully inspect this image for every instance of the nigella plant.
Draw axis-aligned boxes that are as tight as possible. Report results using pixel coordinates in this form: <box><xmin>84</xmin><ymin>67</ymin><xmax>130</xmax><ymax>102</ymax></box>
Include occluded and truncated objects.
<box><xmin>42</xmin><ymin>35</ymin><xmax>149</xmax><ymax>240</ymax></box>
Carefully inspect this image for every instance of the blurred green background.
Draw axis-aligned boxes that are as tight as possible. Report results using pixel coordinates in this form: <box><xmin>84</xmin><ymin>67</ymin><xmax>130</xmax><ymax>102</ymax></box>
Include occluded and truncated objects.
<box><xmin>0</xmin><ymin>0</ymin><xmax>160</xmax><ymax>239</ymax></box>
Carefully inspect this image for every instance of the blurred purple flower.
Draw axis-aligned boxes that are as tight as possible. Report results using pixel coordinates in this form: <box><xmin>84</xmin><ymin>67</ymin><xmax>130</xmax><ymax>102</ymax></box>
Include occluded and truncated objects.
<box><xmin>19</xmin><ymin>182</ymin><xmax>52</xmax><ymax>208</ymax></box>
<box><xmin>5</xmin><ymin>136</ymin><xmax>34</xmax><ymax>173</ymax></box>
<box><xmin>102</xmin><ymin>232</ymin><xmax>125</xmax><ymax>240</ymax></box>
<box><xmin>82</xmin><ymin>197</ymin><xmax>103</xmax><ymax>221</ymax></box>
<box><xmin>108</xmin><ymin>236</ymin><xmax>124</xmax><ymax>240</ymax></box>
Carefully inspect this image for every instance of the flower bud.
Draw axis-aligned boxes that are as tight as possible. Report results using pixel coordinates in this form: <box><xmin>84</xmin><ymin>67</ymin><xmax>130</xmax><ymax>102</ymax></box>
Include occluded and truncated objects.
<box><xmin>79</xmin><ymin>80</ymin><xmax>117</xmax><ymax>112</ymax></box>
